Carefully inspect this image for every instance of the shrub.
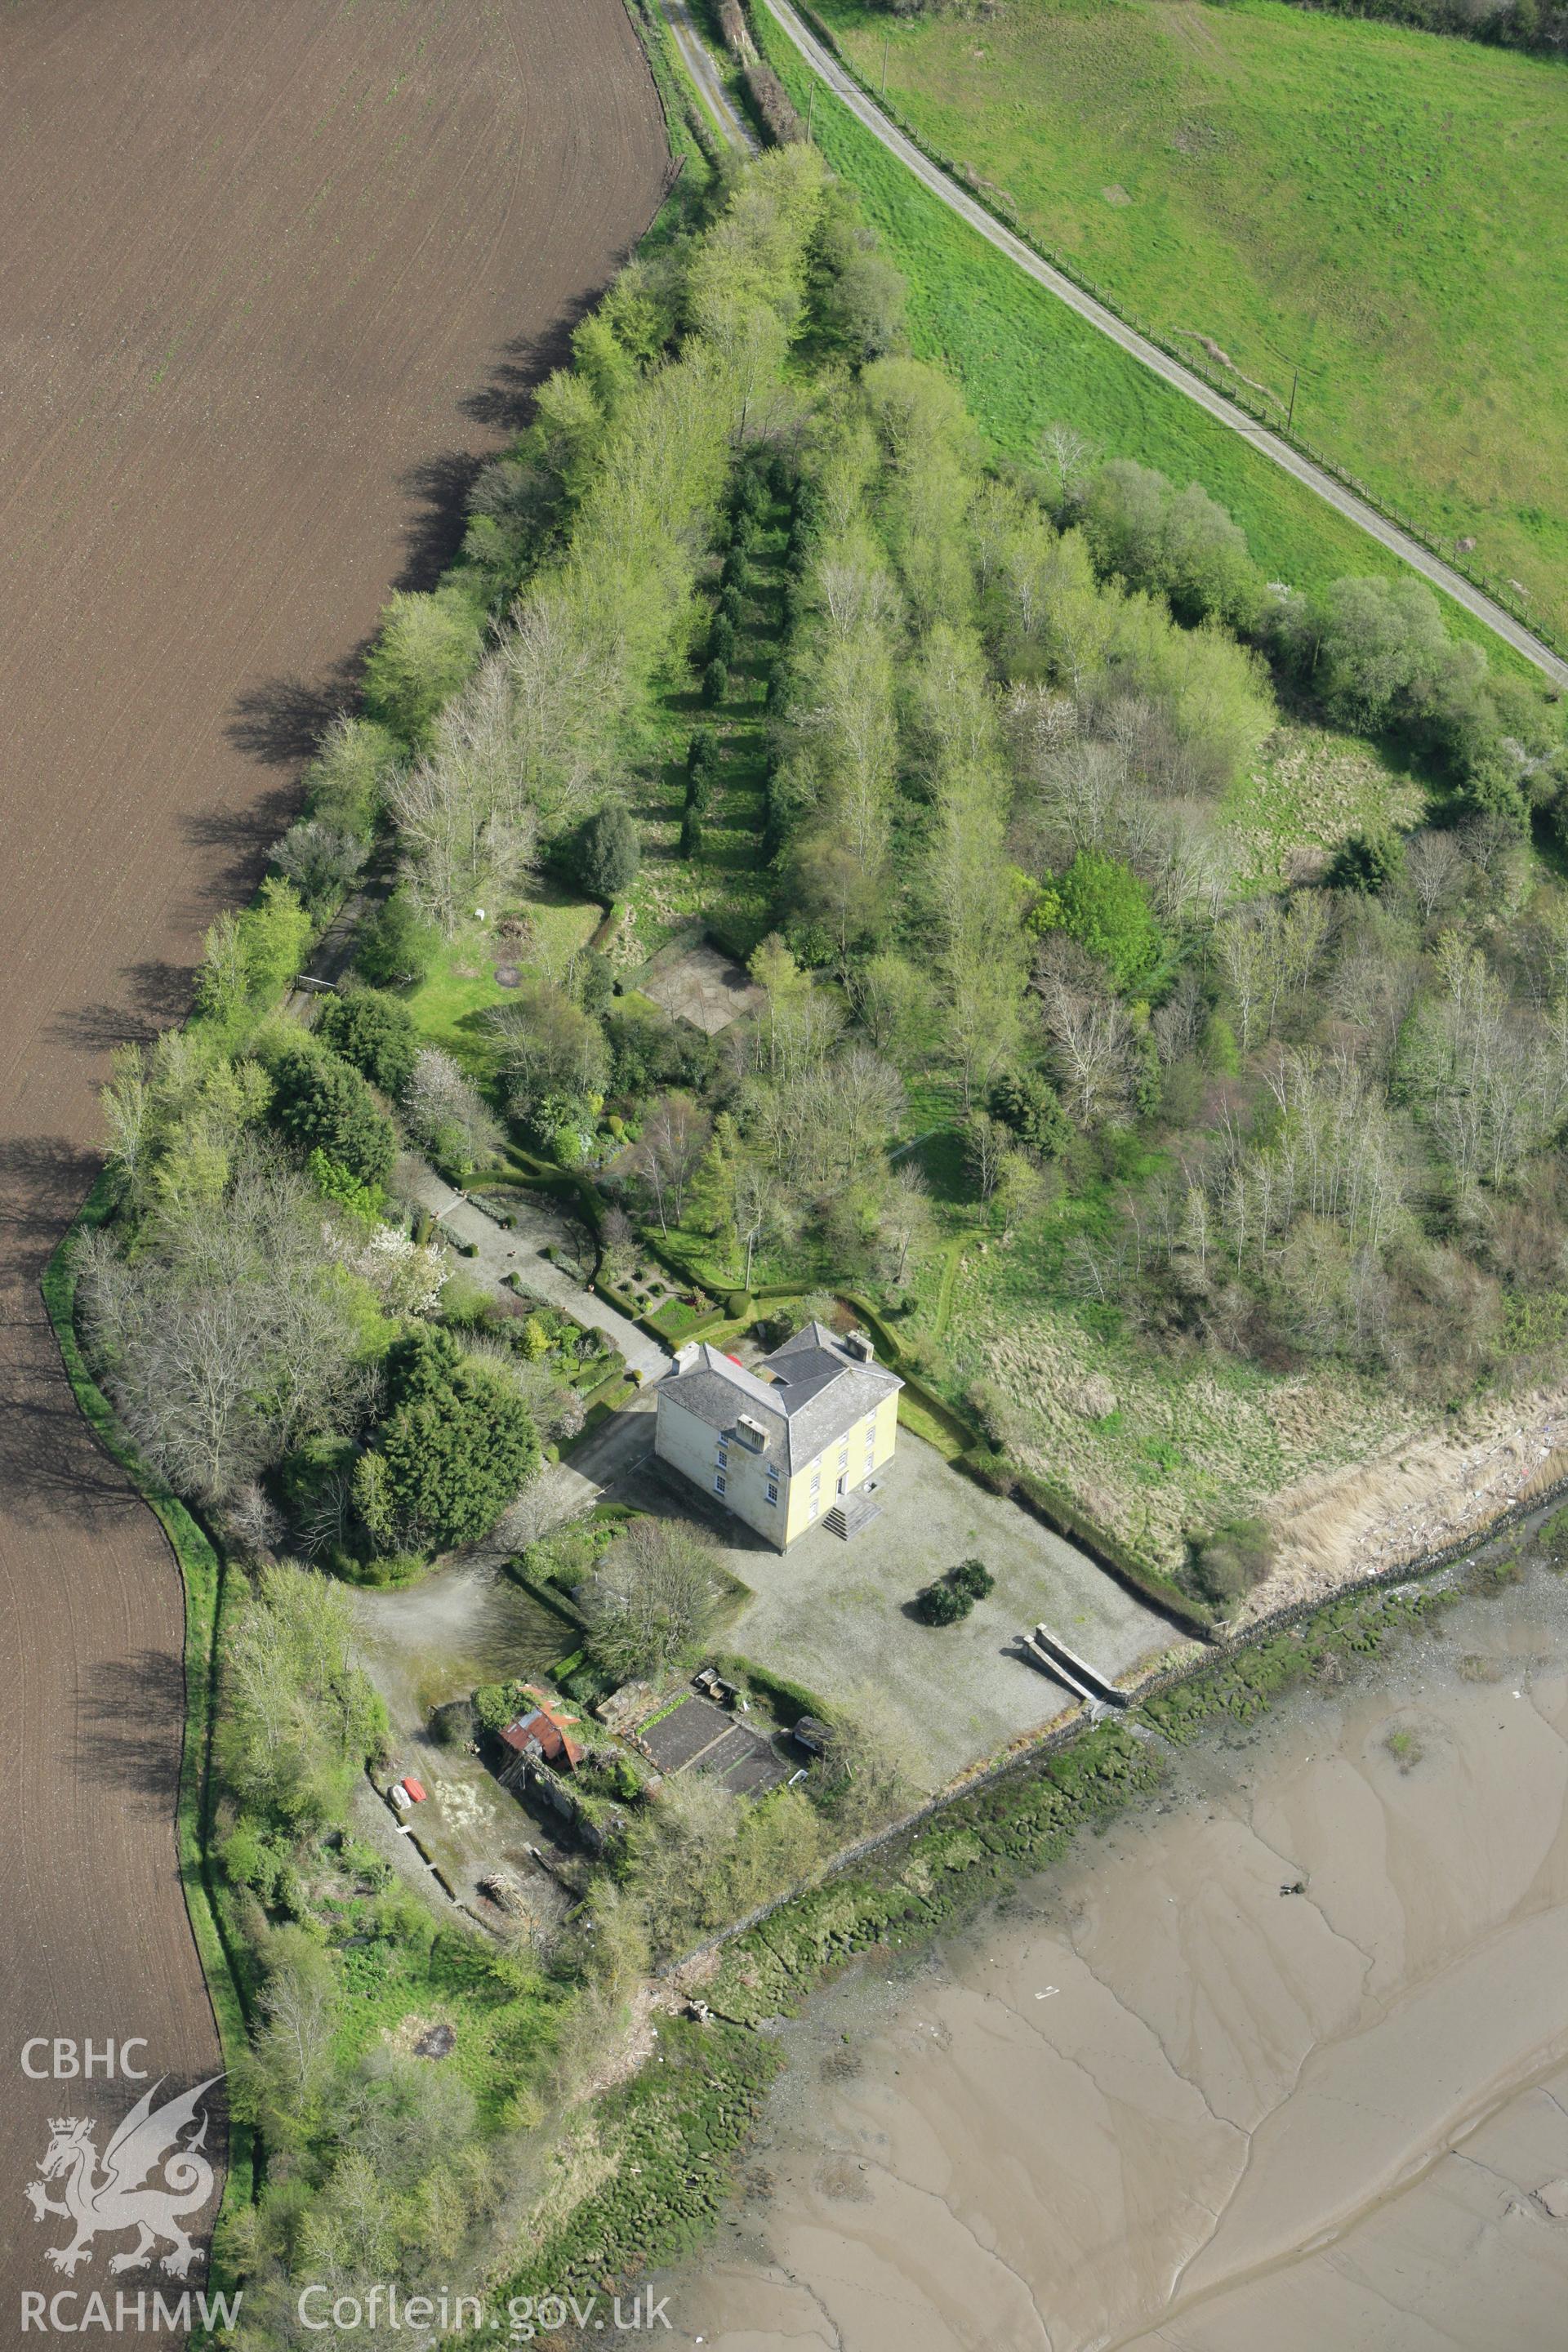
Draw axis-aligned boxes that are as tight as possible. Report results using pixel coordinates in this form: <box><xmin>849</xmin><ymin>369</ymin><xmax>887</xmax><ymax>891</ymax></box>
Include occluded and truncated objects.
<box><xmin>265</xmin><ymin>1037</ymin><xmax>397</xmax><ymax>1187</ymax></box>
<box><xmin>315</xmin><ymin>988</ymin><xmax>419</xmax><ymax>1096</ymax></box>
<box><xmin>703</xmin><ymin>657</ymin><xmax>729</xmax><ymax>706</ymax></box>
<box><xmin>1327</xmin><ymin>831</ymin><xmax>1405</xmax><ymax>896</ymax></box>
<box><xmin>1187</xmin><ymin>1516</ymin><xmax>1276</xmax><ymax>1608</ymax></box>
<box><xmin>473</xmin><ymin>1679</ymin><xmax>529</xmax><ymax>1735</ymax></box>
<box><xmin>356</xmin><ymin>890</ymin><xmax>437</xmax><ymax>988</ymax></box>
<box><xmin>949</xmin><ymin>1557</ymin><xmax>994</xmax><ymax>1600</ymax></box>
<box><xmin>306</xmin><ymin>1148</ymin><xmax>384</xmax><ymax>1226</ymax></box>
<box><xmin>989</xmin><ymin>1069</ymin><xmax>1071</xmax><ymax>1160</ymax></box>
<box><xmin>430</xmin><ymin>1697</ymin><xmax>478</xmax><ymax>1748</ymax></box>
<box><xmin>708</xmin><ymin>613</ymin><xmax>737</xmax><ymax>666</ymax></box>
<box><xmin>573</xmin><ymin>804</ymin><xmax>640</xmax><ymax>901</ymax></box>
<box><xmin>915</xmin><ymin>1577</ymin><xmax>972</xmax><ymax>1626</ymax></box>
<box><xmin>1031</xmin><ymin>853</ymin><xmax>1165</xmax><ymax>993</ymax></box>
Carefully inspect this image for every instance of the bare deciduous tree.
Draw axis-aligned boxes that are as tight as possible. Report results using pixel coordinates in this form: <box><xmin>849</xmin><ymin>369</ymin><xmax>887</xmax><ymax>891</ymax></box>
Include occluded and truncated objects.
<box><xmin>964</xmin><ymin>1109</ymin><xmax>1009</xmax><ymax>1202</ymax></box>
<box><xmin>75</xmin><ymin>1156</ymin><xmax>368</xmax><ymax>1502</ymax></box>
<box><xmin>1404</xmin><ymin>829</ymin><xmax>1466</xmax><ymax>924</ymax></box>
<box><xmin>1038</xmin><ymin>420</ymin><xmax>1098</xmax><ymax>507</ymax></box>
<box><xmin>635</xmin><ymin>1092</ymin><xmax>711</xmax><ymax>1235</ymax></box>
<box><xmin>1038</xmin><ymin>974</ymin><xmax>1134</xmax><ymax>1126</ymax></box>
<box><xmin>583</xmin><ymin>1517</ymin><xmax>719</xmax><ymax>1685</ymax></box>
<box><xmin>402</xmin><ymin>1046</ymin><xmax>501</xmax><ymax>1166</ymax></box>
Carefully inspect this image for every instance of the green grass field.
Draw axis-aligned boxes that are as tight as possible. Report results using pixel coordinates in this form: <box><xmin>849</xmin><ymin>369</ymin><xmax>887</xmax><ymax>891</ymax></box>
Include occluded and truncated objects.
<box><xmin>811</xmin><ymin>0</ymin><xmax>1568</xmax><ymax>648</ymax></box>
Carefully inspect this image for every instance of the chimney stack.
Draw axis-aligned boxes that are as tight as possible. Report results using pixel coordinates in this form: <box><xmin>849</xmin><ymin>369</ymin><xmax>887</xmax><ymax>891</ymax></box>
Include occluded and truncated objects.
<box><xmin>844</xmin><ymin>1330</ymin><xmax>875</xmax><ymax>1363</ymax></box>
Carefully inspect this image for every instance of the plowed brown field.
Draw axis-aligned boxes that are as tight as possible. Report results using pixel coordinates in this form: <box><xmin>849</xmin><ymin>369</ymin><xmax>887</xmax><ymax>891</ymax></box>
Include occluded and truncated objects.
<box><xmin>0</xmin><ymin>0</ymin><xmax>666</xmax><ymax>2325</ymax></box>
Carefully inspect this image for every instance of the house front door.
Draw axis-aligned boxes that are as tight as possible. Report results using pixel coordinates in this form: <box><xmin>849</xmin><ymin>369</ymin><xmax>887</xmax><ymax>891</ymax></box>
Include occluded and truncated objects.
<box><xmin>836</xmin><ymin>1473</ymin><xmax>846</xmax><ymax>1496</ymax></box>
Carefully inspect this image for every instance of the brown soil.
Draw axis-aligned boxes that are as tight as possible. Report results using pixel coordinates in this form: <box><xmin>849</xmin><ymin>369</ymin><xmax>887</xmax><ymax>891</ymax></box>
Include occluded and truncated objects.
<box><xmin>0</xmin><ymin>0</ymin><xmax>666</xmax><ymax>2322</ymax></box>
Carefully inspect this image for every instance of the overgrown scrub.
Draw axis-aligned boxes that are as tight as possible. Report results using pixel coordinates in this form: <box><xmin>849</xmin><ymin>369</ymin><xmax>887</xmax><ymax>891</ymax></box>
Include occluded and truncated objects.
<box><xmin>206</xmin><ymin>1557</ymin><xmax>581</xmax><ymax>2351</ymax></box>
<box><xmin>1139</xmin><ymin>1584</ymin><xmax>1453</xmax><ymax>1740</ymax></box>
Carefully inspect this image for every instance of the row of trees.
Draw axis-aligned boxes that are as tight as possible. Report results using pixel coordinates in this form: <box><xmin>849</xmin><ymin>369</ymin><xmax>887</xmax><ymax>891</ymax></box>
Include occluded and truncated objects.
<box><xmin>386</xmin><ymin>148</ymin><xmax>845</xmax><ymax>927</ymax></box>
<box><xmin>1058</xmin><ymin>455</ymin><xmax>1566</xmax><ymax>833</ymax></box>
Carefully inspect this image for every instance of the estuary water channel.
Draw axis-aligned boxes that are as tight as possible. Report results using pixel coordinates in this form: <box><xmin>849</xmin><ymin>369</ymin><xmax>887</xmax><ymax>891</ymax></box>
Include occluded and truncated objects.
<box><xmin>666</xmin><ymin>1552</ymin><xmax>1568</xmax><ymax>2351</ymax></box>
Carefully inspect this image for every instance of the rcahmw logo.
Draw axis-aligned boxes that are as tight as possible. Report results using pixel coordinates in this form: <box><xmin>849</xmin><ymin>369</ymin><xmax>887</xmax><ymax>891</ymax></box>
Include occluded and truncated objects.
<box><xmin>20</xmin><ymin>2042</ymin><xmax>233</xmax><ymax>2332</ymax></box>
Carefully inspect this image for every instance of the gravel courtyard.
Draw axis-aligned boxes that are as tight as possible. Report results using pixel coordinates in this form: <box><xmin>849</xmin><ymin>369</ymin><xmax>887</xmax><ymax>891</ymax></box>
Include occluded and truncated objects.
<box><xmin>604</xmin><ymin>1432</ymin><xmax>1174</xmax><ymax>1790</ymax></box>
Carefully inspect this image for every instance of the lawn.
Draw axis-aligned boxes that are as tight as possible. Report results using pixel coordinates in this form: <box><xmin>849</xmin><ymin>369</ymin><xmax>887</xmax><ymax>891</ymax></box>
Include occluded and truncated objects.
<box><xmin>401</xmin><ymin>884</ymin><xmax>602</xmax><ymax>1072</ymax></box>
<box><xmin>811</xmin><ymin>0</ymin><xmax>1568</xmax><ymax>648</ymax></box>
<box><xmin>619</xmin><ymin>493</ymin><xmax>786</xmax><ymax>969</ymax></box>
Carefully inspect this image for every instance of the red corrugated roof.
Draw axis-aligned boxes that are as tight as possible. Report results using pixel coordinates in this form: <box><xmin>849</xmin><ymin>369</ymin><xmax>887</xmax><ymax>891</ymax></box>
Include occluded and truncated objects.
<box><xmin>498</xmin><ymin>1706</ymin><xmax>584</xmax><ymax>1771</ymax></box>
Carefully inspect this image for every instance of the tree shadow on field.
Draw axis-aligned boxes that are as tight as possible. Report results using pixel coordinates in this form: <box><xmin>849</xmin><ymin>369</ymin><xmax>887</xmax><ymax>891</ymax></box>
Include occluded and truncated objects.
<box><xmin>45</xmin><ymin>960</ymin><xmax>195</xmax><ymax>1060</ymax></box>
<box><xmin>75</xmin><ymin>1648</ymin><xmax>186</xmax><ymax>1810</ymax></box>
<box><xmin>0</xmin><ymin>1134</ymin><xmax>101</xmax><ymax>1262</ymax></box>
<box><xmin>0</xmin><ymin>1364</ymin><xmax>145</xmax><ymax>1532</ymax></box>
<box><xmin>225</xmin><ymin>662</ymin><xmax>363</xmax><ymax>772</ymax></box>
<box><xmin>177</xmin><ymin>776</ymin><xmax>303</xmax><ymax>911</ymax></box>
<box><xmin>394</xmin><ymin>448</ymin><xmax>485</xmax><ymax>594</ymax></box>
<box><xmin>458</xmin><ymin>292</ymin><xmax>592</xmax><ymax>436</ymax></box>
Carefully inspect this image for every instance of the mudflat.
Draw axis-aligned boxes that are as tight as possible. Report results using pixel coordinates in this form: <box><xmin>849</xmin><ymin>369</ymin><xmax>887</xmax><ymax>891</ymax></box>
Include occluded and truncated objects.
<box><xmin>0</xmin><ymin>0</ymin><xmax>666</xmax><ymax>2318</ymax></box>
<box><xmin>677</xmin><ymin>1575</ymin><xmax>1568</xmax><ymax>2350</ymax></box>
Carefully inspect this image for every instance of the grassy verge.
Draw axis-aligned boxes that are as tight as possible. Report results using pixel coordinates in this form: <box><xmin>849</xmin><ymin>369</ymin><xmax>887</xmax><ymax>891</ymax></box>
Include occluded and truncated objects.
<box><xmin>41</xmin><ymin>1179</ymin><xmax>256</xmax><ymax>2256</ymax></box>
<box><xmin>626</xmin><ymin>0</ymin><xmax>725</xmax><ymax>194</ymax></box>
<box><xmin>752</xmin><ymin>2</ymin><xmax>1547</xmax><ymax>681</ymax></box>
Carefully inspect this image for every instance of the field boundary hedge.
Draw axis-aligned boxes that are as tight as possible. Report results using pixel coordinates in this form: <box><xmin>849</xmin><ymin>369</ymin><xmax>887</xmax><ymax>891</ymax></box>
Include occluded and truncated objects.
<box><xmin>42</xmin><ymin>1178</ymin><xmax>256</xmax><ymax>2266</ymax></box>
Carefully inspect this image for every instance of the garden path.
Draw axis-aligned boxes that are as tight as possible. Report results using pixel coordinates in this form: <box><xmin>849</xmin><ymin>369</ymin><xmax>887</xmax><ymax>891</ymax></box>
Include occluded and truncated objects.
<box><xmin>406</xmin><ymin>1162</ymin><xmax>673</xmax><ymax>1385</ymax></box>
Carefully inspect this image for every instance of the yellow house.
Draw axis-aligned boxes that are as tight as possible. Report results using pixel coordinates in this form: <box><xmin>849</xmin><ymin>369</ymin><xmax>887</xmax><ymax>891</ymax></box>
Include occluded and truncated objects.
<box><xmin>654</xmin><ymin>1321</ymin><xmax>902</xmax><ymax>1548</ymax></box>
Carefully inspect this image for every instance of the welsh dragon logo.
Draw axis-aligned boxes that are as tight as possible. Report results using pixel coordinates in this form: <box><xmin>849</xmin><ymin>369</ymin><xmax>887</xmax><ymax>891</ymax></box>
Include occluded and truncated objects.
<box><xmin>24</xmin><ymin>2076</ymin><xmax>220</xmax><ymax>2279</ymax></box>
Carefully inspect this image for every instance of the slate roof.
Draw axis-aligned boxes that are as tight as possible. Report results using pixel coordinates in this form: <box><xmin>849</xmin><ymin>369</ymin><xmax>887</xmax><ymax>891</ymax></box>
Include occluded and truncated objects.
<box><xmin>659</xmin><ymin>1321</ymin><xmax>902</xmax><ymax>1476</ymax></box>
